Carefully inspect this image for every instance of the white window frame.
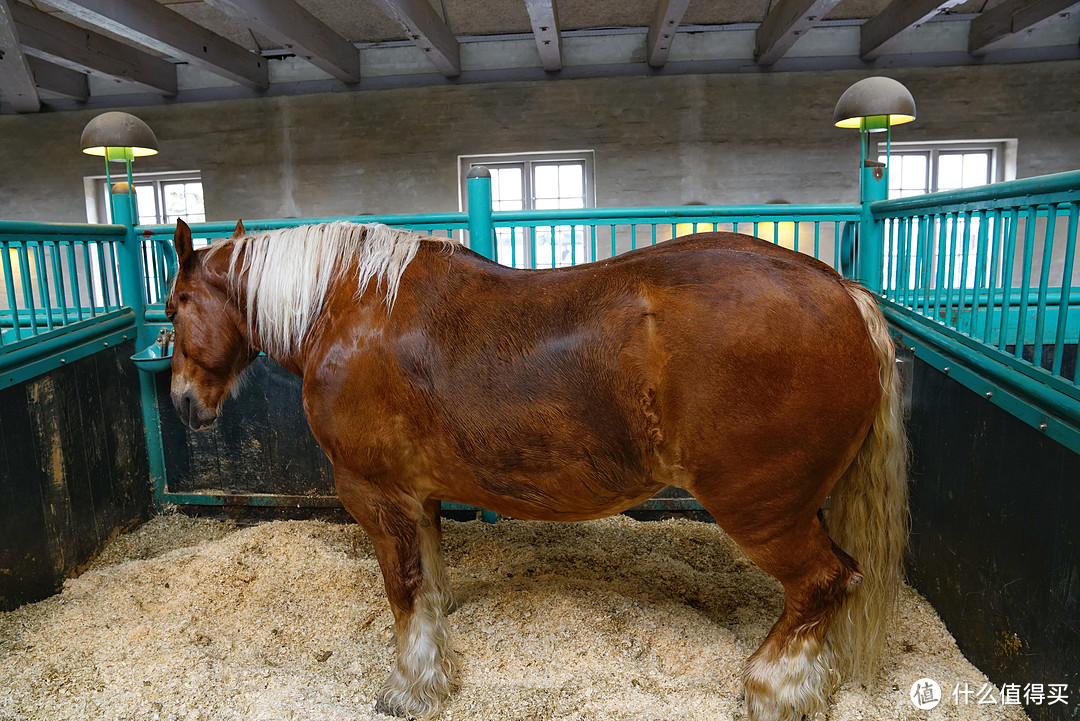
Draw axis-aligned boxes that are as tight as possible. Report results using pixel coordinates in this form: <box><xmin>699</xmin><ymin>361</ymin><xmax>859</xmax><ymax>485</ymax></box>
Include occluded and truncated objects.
<box><xmin>457</xmin><ymin>150</ymin><xmax>596</xmax><ymax>211</ymax></box>
<box><xmin>877</xmin><ymin>139</ymin><xmax>1017</xmax><ymax>197</ymax></box>
<box><xmin>458</xmin><ymin>151</ymin><xmax>596</xmax><ymax>268</ymax></box>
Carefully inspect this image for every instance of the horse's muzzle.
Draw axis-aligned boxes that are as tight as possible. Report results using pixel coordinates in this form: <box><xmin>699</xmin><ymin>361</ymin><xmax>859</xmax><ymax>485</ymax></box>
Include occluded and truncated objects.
<box><xmin>173</xmin><ymin>390</ymin><xmax>218</xmax><ymax>430</ymax></box>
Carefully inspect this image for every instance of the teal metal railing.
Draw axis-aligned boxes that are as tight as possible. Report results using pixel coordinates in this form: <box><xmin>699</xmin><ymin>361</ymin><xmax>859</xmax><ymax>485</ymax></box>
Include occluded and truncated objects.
<box><xmin>0</xmin><ymin>220</ymin><xmax>138</xmax><ymax>388</ymax></box>
<box><xmin>135</xmin><ymin>205</ymin><xmax>861</xmax><ymax>315</ymax></box>
<box><xmin>0</xmin><ymin>221</ymin><xmax>126</xmax><ymax>340</ymax></box>
<box><xmin>487</xmin><ymin>205</ymin><xmax>859</xmax><ymax>270</ymax></box>
<box><xmin>871</xmin><ymin>169</ymin><xmax>1080</xmax><ymax>450</ymax></box>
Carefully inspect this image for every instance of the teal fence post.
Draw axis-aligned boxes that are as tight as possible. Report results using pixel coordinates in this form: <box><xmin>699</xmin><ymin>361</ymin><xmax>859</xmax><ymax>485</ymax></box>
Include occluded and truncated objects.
<box><xmin>466</xmin><ymin>167</ymin><xmax>500</xmax><ymax>522</ymax></box>
<box><xmin>467</xmin><ymin>166</ymin><xmax>496</xmax><ymax>261</ymax></box>
<box><xmin>858</xmin><ymin>142</ymin><xmax>888</xmax><ymax>294</ymax></box>
<box><xmin>111</xmin><ymin>182</ymin><xmax>168</xmax><ymax>512</ymax></box>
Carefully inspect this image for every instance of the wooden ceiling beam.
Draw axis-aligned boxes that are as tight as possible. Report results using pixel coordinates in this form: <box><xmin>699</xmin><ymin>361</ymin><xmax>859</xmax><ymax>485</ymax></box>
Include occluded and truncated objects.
<box><xmin>524</xmin><ymin>0</ymin><xmax>561</xmax><ymax>71</ymax></box>
<box><xmin>861</xmin><ymin>0</ymin><xmax>966</xmax><ymax>60</ymax></box>
<box><xmin>27</xmin><ymin>55</ymin><xmax>88</xmax><ymax>100</ymax></box>
<box><xmin>367</xmin><ymin>0</ymin><xmax>460</xmax><ymax>76</ymax></box>
<box><xmin>0</xmin><ymin>0</ymin><xmax>41</xmax><ymax>112</ymax></box>
<box><xmin>12</xmin><ymin>2</ymin><xmax>177</xmax><ymax>95</ymax></box>
<box><xmin>969</xmin><ymin>0</ymin><xmax>1080</xmax><ymax>54</ymax></box>
<box><xmin>646</xmin><ymin>0</ymin><xmax>691</xmax><ymax>68</ymax></box>
<box><xmin>755</xmin><ymin>0</ymin><xmax>842</xmax><ymax>66</ymax></box>
<box><xmin>202</xmin><ymin>0</ymin><xmax>360</xmax><ymax>83</ymax></box>
<box><xmin>42</xmin><ymin>0</ymin><xmax>268</xmax><ymax>89</ymax></box>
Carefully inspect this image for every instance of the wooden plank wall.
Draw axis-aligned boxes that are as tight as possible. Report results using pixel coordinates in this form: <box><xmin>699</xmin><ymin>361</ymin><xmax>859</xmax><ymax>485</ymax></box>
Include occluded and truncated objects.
<box><xmin>157</xmin><ymin>357</ymin><xmax>334</xmax><ymax>495</ymax></box>
<box><xmin>0</xmin><ymin>341</ymin><xmax>151</xmax><ymax>611</ymax></box>
<box><xmin>907</xmin><ymin>356</ymin><xmax>1080</xmax><ymax>721</ymax></box>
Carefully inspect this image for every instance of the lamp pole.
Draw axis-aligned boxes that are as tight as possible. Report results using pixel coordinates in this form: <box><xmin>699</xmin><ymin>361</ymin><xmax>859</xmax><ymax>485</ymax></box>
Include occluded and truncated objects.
<box><xmin>858</xmin><ymin>118</ymin><xmax>890</xmax><ymax>294</ymax></box>
<box><xmin>108</xmin><ymin>181</ymin><xmax>149</xmax><ymax>349</ymax></box>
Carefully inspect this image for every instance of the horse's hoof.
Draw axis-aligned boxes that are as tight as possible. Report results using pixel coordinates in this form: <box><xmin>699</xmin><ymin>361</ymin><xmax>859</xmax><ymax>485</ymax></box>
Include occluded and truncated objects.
<box><xmin>374</xmin><ymin>697</ymin><xmax>411</xmax><ymax>718</ymax></box>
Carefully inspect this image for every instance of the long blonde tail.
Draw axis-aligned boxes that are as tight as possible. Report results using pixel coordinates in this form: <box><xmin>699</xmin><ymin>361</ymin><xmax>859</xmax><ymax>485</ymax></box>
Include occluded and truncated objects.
<box><xmin>825</xmin><ymin>280</ymin><xmax>910</xmax><ymax>683</ymax></box>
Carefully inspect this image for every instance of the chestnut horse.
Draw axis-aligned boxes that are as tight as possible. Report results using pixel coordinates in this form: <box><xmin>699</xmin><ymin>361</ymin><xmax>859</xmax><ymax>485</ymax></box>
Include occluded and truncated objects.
<box><xmin>165</xmin><ymin>218</ymin><xmax>907</xmax><ymax>720</ymax></box>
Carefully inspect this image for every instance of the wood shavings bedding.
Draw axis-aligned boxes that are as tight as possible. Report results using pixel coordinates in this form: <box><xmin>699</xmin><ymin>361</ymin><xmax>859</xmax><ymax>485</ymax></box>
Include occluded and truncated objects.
<box><xmin>0</xmin><ymin>514</ymin><xmax>1028</xmax><ymax>721</ymax></box>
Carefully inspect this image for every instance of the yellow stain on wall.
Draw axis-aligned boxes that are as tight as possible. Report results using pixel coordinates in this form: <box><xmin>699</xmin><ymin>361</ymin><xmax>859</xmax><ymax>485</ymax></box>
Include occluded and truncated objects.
<box><xmin>756</xmin><ymin>221</ymin><xmax>798</xmax><ymax>251</ymax></box>
<box><xmin>674</xmin><ymin>222</ymin><xmax>715</xmax><ymax>238</ymax></box>
<box><xmin>671</xmin><ymin>221</ymin><xmax>800</xmax><ymax>252</ymax></box>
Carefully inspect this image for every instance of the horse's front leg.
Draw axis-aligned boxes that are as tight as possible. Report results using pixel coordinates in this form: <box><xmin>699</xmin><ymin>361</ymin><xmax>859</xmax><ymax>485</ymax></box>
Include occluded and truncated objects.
<box><xmin>336</xmin><ymin>473</ymin><xmax>456</xmax><ymax>717</ymax></box>
<box><xmin>421</xmin><ymin>498</ymin><xmax>457</xmax><ymax>616</ymax></box>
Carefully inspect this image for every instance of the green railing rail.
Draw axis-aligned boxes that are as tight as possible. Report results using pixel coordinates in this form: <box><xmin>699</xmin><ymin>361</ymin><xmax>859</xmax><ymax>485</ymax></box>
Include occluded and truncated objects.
<box><xmin>871</xmin><ymin>169</ymin><xmax>1080</xmax><ymax>451</ymax></box>
<box><xmin>134</xmin><ymin>204</ymin><xmax>861</xmax><ymax>322</ymax></box>
<box><xmin>487</xmin><ymin>204</ymin><xmax>860</xmax><ymax>271</ymax></box>
<box><xmin>0</xmin><ymin>221</ymin><xmax>126</xmax><ymax>339</ymax></box>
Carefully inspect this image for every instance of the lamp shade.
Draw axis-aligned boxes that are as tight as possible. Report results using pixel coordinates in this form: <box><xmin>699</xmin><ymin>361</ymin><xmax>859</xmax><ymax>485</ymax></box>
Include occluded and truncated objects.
<box><xmin>833</xmin><ymin>77</ymin><xmax>916</xmax><ymax>131</ymax></box>
<box><xmin>80</xmin><ymin>111</ymin><xmax>158</xmax><ymax>161</ymax></box>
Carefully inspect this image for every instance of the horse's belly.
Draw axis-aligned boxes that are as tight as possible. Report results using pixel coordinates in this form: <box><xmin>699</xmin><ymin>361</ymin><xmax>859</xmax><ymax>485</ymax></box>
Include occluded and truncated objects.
<box><xmin>431</xmin><ymin>462</ymin><xmax>666</xmax><ymax>522</ymax></box>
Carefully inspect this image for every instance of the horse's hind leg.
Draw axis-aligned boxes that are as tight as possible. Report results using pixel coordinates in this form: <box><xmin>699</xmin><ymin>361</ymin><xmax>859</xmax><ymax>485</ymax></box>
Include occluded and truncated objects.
<box><xmin>707</xmin><ymin>508</ymin><xmax>863</xmax><ymax>721</ymax></box>
<box><xmin>337</xmin><ymin>475</ymin><xmax>455</xmax><ymax>717</ymax></box>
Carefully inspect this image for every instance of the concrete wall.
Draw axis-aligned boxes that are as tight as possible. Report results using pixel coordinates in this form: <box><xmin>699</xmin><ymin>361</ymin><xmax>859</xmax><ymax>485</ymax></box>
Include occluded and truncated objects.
<box><xmin>1</xmin><ymin>60</ymin><xmax>1078</xmax><ymax>223</ymax></box>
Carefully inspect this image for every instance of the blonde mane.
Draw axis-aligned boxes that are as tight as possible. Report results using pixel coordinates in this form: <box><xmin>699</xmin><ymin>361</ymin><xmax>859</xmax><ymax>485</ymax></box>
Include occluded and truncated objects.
<box><xmin>206</xmin><ymin>222</ymin><xmax>453</xmax><ymax>358</ymax></box>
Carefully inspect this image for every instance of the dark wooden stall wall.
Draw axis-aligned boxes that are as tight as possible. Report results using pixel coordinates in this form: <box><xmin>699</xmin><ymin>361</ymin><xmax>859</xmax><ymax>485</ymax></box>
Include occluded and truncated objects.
<box><xmin>157</xmin><ymin>357</ymin><xmax>334</xmax><ymax>496</ymax></box>
<box><xmin>0</xmin><ymin>341</ymin><xmax>152</xmax><ymax>611</ymax></box>
<box><xmin>906</xmin><ymin>358</ymin><xmax>1080</xmax><ymax>721</ymax></box>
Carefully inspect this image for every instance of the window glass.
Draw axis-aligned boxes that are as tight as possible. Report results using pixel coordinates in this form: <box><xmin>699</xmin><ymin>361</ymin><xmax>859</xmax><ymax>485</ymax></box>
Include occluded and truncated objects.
<box><xmin>163</xmin><ymin>181</ymin><xmax>205</xmax><ymax>223</ymax></box>
<box><xmin>135</xmin><ymin>185</ymin><xmax>159</xmax><ymax>225</ymax></box>
<box><xmin>559</xmin><ymin>164</ymin><xmax>583</xmax><ymax>200</ymax></box>
<box><xmin>936</xmin><ymin>153</ymin><xmax>964</xmax><ymax>192</ymax></box>
<box><xmin>494</xmin><ymin>167</ymin><xmax>523</xmax><ymax>208</ymax></box>
<box><xmin>900</xmin><ymin>154</ymin><xmax>927</xmax><ymax>195</ymax></box>
<box><xmin>961</xmin><ymin>153</ymin><xmax>989</xmax><ymax>189</ymax></box>
<box><xmin>880</xmin><ymin>144</ymin><xmax>999</xmax><ymax>198</ymax></box>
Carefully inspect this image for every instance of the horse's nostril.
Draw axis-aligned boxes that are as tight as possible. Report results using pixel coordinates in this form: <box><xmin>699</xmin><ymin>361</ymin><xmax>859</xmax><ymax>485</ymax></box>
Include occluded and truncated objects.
<box><xmin>177</xmin><ymin>391</ymin><xmax>194</xmax><ymax>426</ymax></box>
<box><xmin>175</xmin><ymin>390</ymin><xmax>216</xmax><ymax>430</ymax></box>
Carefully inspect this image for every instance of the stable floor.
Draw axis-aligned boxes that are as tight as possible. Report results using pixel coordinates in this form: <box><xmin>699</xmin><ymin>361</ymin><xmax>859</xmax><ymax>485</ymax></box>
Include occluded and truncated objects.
<box><xmin>0</xmin><ymin>514</ymin><xmax>1029</xmax><ymax>721</ymax></box>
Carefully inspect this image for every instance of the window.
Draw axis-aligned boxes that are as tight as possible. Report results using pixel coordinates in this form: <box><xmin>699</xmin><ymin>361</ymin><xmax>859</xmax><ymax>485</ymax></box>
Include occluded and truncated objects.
<box><xmin>878</xmin><ymin>140</ymin><xmax>1015</xmax><ymax>198</ymax></box>
<box><xmin>878</xmin><ymin>141</ymin><xmax>1017</xmax><ymax>291</ymax></box>
<box><xmin>85</xmin><ymin>170</ymin><xmax>205</xmax><ymax>225</ymax></box>
<box><xmin>459</xmin><ymin>151</ymin><xmax>595</xmax><ymax>268</ymax></box>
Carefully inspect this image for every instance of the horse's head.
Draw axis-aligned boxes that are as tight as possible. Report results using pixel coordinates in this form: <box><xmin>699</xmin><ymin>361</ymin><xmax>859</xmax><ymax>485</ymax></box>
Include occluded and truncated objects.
<box><xmin>166</xmin><ymin>219</ymin><xmax>257</xmax><ymax>430</ymax></box>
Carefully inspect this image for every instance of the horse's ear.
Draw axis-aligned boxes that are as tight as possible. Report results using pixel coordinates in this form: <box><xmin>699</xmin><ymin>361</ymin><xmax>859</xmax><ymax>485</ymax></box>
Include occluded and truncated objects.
<box><xmin>173</xmin><ymin>219</ymin><xmax>194</xmax><ymax>265</ymax></box>
<box><xmin>231</xmin><ymin>220</ymin><xmax>246</xmax><ymax>239</ymax></box>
